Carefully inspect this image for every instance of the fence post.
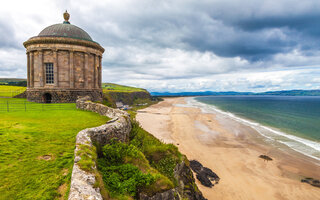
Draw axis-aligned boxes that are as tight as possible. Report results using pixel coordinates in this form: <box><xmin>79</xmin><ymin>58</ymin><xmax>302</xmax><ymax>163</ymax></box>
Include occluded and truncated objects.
<box><xmin>7</xmin><ymin>100</ymin><xmax>9</xmax><ymax>112</ymax></box>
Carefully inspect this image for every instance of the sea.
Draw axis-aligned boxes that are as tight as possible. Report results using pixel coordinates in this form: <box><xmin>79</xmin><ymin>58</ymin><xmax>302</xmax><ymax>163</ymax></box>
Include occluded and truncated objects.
<box><xmin>188</xmin><ymin>96</ymin><xmax>320</xmax><ymax>162</ymax></box>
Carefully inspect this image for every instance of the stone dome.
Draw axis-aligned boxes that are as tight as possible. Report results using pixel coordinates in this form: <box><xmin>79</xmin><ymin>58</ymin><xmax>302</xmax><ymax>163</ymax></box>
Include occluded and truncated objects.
<box><xmin>38</xmin><ymin>23</ymin><xmax>93</xmax><ymax>41</ymax></box>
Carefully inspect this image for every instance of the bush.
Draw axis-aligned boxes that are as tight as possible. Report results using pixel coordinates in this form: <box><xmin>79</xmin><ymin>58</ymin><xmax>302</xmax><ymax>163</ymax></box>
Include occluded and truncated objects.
<box><xmin>98</xmin><ymin>140</ymin><xmax>157</xmax><ymax>198</ymax></box>
<box><xmin>129</xmin><ymin>120</ymin><xmax>182</xmax><ymax>183</ymax></box>
<box><xmin>98</xmin><ymin>163</ymin><xmax>155</xmax><ymax>197</ymax></box>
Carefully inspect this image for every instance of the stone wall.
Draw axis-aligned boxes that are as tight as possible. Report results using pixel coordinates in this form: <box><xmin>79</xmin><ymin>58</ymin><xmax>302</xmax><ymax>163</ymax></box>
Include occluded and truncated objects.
<box><xmin>68</xmin><ymin>96</ymin><xmax>131</xmax><ymax>200</ymax></box>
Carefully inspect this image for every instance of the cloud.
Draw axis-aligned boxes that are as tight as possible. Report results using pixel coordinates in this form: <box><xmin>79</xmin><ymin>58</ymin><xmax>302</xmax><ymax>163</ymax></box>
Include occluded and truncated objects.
<box><xmin>0</xmin><ymin>0</ymin><xmax>320</xmax><ymax>92</ymax></box>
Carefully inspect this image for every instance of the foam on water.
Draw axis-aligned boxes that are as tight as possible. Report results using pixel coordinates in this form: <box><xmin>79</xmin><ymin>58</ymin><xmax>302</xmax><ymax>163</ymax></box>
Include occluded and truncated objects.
<box><xmin>178</xmin><ymin>97</ymin><xmax>320</xmax><ymax>162</ymax></box>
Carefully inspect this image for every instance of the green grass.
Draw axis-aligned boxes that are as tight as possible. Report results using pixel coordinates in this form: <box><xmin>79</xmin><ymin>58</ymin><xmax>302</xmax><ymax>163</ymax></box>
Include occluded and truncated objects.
<box><xmin>0</xmin><ymin>98</ymin><xmax>75</xmax><ymax>112</ymax></box>
<box><xmin>0</xmin><ymin>85</ymin><xmax>26</xmax><ymax>97</ymax></box>
<box><xmin>102</xmin><ymin>83</ymin><xmax>146</xmax><ymax>93</ymax></box>
<box><xmin>0</xmin><ymin>98</ymin><xmax>109</xmax><ymax>200</ymax></box>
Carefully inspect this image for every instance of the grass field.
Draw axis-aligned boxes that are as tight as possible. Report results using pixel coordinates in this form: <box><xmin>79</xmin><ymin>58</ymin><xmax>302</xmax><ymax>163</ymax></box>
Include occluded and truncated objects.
<box><xmin>0</xmin><ymin>98</ymin><xmax>75</xmax><ymax>112</ymax></box>
<box><xmin>0</xmin><ymin>98</ymin><xmax>109</xmax><ymax>200</ymax></box>
<box><xmin>0</xmin><ymin>85</ymin><xmax>26</xmax><ymax>97</ymax></box>
<box><xmin>102</xmin><ymin>83</ymin><xmax>146</xmax><ymax>93</ymax></box>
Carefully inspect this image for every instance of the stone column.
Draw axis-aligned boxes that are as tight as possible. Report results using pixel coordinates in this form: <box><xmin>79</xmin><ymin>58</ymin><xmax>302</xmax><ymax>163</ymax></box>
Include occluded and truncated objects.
<box><xmin>53</xmin><ymin>50</ymin><xmax>59</xmax><ymax>87</ymax></box>
<box><xmin>93</xmin><ymin>54</ymin><xmax>96</xmax><ymax>89</ymax></box>
<box><xmin>84</xmin><ymin>53</ymin><xmax>88</xmax><ymax>88</ymax></box>
<box><xmin>99</xmin><ymin>56</ymin><xmax>102</xmax><ymax>88</ymax></box>
<box><xmin>27</xmin><ymin>52</ymin><xmax>30</xmax><ymax>88</ymax></box>
<box><xmin>69</xmin><ymin>51</ymin><xmax>74</xmax><ymax>88</ymax></box>
<box><xmin>38</xmin><ymin>50</ymin><xmax>44</xmax><ymax>87</ymax></box>
<box><xmin>30</xmin><ymin>52</ymin><xmax>34</xmax><ymax>88</ymax></box>
<box><xmin>95</xmin><ymin>55</ymin><xmax>99</xmax><ymax>89</ymax></box>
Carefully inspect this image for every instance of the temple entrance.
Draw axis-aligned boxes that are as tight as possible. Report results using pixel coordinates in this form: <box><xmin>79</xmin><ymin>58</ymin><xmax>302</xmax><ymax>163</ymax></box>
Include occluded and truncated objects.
<box><xmin>43</xmin><ymin>93</ymin><xmax>52</xmax><ymax>103</ymax></box>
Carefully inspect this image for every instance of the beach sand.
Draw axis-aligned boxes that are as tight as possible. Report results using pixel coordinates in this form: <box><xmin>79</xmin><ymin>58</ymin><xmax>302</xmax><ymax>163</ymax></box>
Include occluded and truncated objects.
<box><xmin>136</xmin><ymin>97</ymin><xmax>320</xmax><ymax>200</ymax></box>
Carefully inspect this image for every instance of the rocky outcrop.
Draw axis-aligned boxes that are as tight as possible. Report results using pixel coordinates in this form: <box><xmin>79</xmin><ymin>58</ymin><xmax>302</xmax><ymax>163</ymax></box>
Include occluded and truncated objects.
<box><xmin>174</xmin><ymin>160</ymin><xmax>207</xmax><ymax>200</ymax></box>
<box><xmin>104</xmin><ymin>91</ymin><xmax>151</xmax><ymax>106</ymax></box>
<box><xmin>139</xmin><ymin>189</ymin><xmax>179</xmax><ymax>200</ymax></box>
<box><xmin>190</xmin><ymin>160</ymin><xmax>220</xmax><ymax>188</ymax></box>
<box><xmin>68</xmin><ymin>96</ymin><xmax>131</xmax><ymax>200</ymax></box>
<box><xmin>301</xmin><ymin>177</ymin><xmax>320</xmax><ymax>188</ymax></box>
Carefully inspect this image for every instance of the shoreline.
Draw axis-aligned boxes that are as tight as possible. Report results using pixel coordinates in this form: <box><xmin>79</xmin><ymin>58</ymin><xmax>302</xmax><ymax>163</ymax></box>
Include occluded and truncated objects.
<box><xmin>187</xmin><ymin>97</ymin><xmax>320</xmax><ymax>163</ymax></box>
<box><xmin>136</xmin><ymin>97</ymin><xmax>320</xmax><ymax>200</ymax></box>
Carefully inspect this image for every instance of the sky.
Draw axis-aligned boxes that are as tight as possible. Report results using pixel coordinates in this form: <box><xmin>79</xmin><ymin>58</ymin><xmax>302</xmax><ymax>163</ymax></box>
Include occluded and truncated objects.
<box><xmin>1</xmin><ymin>0</ymin><xmax>320</xmax><ymax>92</ymax></box>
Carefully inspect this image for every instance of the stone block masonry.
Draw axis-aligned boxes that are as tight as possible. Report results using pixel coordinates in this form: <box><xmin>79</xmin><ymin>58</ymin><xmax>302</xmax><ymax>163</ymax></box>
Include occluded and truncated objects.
<box><xmin>68</xmin><ymin>96</ymin><xmax>131</xmax><ymax>200</ymax></box>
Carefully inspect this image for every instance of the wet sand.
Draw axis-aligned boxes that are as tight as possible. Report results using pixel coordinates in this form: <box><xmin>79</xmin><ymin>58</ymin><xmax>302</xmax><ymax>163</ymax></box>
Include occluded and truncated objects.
<box><xmin>136</xmin><ymin>97</ymin><xmax>320</xmax><ymax>200</ymax></box>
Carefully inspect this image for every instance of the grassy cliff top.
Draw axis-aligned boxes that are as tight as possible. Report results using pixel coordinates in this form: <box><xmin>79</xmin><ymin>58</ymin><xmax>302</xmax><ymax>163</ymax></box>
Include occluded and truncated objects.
<box><xmin>0</xmin><ymin>98</ymin><xmax>109</xmax><ymax>199</ymax></box>
<box><xmin>102</xmin><ymin>83</ymin><xmax>147</xmax><ymax>93</ymax></box>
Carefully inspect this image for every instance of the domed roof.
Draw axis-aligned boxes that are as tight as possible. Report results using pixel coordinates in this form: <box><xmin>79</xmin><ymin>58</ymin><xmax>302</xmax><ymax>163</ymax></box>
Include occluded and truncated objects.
<box><xmin>38</xmin><ymin>11</ymin><xmax>93</xmax><ymax>42</ymax></box>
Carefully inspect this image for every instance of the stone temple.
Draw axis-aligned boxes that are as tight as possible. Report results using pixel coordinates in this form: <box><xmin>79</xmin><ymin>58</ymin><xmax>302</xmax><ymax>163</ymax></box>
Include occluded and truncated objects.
<box><xmin>23</xmin><ymin>11</ymin><xmax>104</xmax><ymax>103</ymax></box>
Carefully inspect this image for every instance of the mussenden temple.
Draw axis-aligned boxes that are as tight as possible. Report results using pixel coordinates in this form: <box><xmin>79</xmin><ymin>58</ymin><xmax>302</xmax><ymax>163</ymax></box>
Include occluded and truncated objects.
<box><xmin>23</xmin><ymin>11</ymin><xmax>104</xmax><ymax>103</ymax></box>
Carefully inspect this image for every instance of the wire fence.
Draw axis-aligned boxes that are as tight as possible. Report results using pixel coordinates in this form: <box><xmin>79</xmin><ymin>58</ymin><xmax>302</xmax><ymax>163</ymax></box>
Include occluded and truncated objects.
<box><xmin>0</xmin><ymin>100</ymin><xmax>76</xmax><ymax>112</ymax></box>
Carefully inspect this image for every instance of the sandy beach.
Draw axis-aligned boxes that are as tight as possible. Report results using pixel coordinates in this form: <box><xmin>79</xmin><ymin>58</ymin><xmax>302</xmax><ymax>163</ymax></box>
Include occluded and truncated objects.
<box><xmin>136</xmin><ymin>97</ymin><xmax>320</xmax><ymax>200</ymax></box>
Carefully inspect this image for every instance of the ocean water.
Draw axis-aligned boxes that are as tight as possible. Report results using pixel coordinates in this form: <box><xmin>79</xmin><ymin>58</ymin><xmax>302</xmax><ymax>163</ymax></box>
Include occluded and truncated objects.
<box><xmin>190</xmin><ymin>96</ymin><xmax>320</xmax><ymax>161</ymax></box>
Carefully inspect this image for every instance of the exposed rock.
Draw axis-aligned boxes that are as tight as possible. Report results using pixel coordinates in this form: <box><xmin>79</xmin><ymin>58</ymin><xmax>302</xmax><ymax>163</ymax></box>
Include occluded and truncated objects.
<box><xmin>190</xmin><ymin>160</ymin><xmax>219</xmax><ymax>188</ymax></box>
<box><xmin>174</xmin><ymin>160</ymin><xmax>207</xmax><ymax>200</ymax></box>
<box><xmin>203</xmin><ymin>167</ymin><xmax>220</xmax><ymax>181</ymax></box>
<box><xmin>196</xmin><ymin>174</ymin><xmax>213</xmax><ymax>188</ymax></box>
<box><xmin>139</xmin><ymin>189</ymin><xmax>179</xmax><ymax>200</ymax></box>
<box><xmin>189</xmin><ymin>160</ymin><xmax>203</xmax><ymax>174</ymax></box>
<box><xmin>301</xmin><ymin>177</ymin><xmax>320</xmax><ymax>188</ymax></box>
<box><xmin>259</xmin><ymin>155</ymin><xmax>273</xmax><ymax>161</ymax></box>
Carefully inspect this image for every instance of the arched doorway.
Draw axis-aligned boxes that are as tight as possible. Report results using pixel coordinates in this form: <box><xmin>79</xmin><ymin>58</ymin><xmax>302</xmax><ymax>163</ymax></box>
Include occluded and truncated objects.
<box><xmin>43</xmin><ymin>93</ymin><xmax>52</xmax><ymax>103</ymax></box>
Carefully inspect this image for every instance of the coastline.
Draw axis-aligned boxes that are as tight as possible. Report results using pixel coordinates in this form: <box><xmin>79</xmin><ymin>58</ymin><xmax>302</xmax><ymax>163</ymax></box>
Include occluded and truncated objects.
<box><xmin>136</xmin><ymin>97</ymin><xmax>320</xmax><ymax>200</ymax></box>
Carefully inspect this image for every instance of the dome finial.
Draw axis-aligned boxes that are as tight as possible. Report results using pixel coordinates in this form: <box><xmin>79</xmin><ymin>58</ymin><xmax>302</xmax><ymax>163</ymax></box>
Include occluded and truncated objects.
<box><xmin>63</xmin><ymin>10</ymin><xmax>70</xmax><ymax>24</ymax></box>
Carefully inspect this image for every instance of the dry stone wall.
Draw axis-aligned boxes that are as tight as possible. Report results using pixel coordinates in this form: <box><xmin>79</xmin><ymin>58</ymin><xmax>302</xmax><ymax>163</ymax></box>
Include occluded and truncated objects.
<box><xmin>68</xmin><ymin>96</ymin><xmax>131</xmax><ymax>200</ymax></box>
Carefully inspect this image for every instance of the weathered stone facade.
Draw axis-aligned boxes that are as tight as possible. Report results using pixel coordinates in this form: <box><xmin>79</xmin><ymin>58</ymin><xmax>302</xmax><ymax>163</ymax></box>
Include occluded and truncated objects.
<box><xmin>23</xmin><ymin>12</ymin><xmax>104</xmax><ymax>103</ymax></box>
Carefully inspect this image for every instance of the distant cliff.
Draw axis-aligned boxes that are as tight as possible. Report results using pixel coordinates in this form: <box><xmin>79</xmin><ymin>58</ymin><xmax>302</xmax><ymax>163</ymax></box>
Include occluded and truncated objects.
<box><xmin>102</xmin><ymin>83</ymin><xmax>152</xmax><ymax>107</ymax></box>
<box><xmin>151</xmin><ymin>89</ymin><xmax>320</xmax><ymax>97</ymax></box>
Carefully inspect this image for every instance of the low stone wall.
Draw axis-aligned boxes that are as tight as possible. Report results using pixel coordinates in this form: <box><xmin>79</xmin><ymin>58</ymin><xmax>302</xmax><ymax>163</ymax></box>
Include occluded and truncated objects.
<box><xmin>68</xmin><ymin>96</ymin><xmax>131</xmax><ymax>200</ymax></box>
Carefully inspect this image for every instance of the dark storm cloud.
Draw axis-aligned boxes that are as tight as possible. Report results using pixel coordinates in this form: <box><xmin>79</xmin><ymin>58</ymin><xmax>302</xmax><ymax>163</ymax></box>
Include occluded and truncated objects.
<box><xmin>69</xmin><ymin>0</ymin><xmax>320</xmax><ymax>62</ymax></box>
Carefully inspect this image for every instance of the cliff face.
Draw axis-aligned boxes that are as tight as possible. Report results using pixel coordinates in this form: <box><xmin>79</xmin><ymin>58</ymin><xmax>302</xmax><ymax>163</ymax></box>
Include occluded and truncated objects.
<box><xmin>71</xmin><ymin>96</ymin><xmax>205</xmax><ymax>200</ymax></box>
<box><xmin>103</xmin><ymin>91</ymin><xmax>151</xmax><ymax>106</ymax></box>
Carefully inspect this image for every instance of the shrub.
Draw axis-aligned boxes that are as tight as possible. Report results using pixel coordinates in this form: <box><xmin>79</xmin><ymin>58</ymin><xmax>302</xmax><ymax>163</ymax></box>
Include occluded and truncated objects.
<box><xmin>98</xmin><ymin>140</ymin><xmax>157</xmax><ymax>198</ymax></box>
<box><xmin>129</xmin><ymin>120</ymin><xmax>182</xmax><ymax>183</ymax></box>
<box><xmin>98</xmin><ymin>163</ymin><xmax>154</xmax><ymax>197</ymax></box>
